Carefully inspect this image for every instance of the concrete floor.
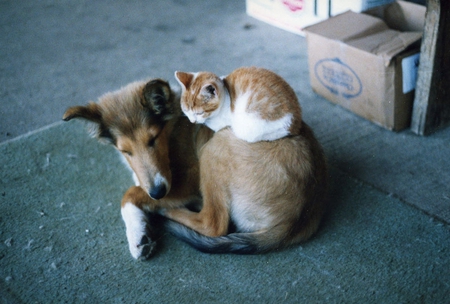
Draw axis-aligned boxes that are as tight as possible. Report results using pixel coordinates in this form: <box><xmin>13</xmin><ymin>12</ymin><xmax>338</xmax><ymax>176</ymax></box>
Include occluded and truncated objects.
<box><xmin>1</xmin><ymin>1</ymin><xmax>449</xmax><ymax>302</ymax></box>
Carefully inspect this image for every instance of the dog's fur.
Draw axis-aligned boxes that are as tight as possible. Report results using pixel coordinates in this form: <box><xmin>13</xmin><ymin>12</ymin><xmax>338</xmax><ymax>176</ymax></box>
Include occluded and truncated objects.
<box><xmin>63</xmin><ymin>79</ymin><xmax>328</xmax><ymax>259</ymax></box>
<box><xmin>64</xmin><ymin>79</ymin><xmax>212</xmax><ymax>259</ymax></box>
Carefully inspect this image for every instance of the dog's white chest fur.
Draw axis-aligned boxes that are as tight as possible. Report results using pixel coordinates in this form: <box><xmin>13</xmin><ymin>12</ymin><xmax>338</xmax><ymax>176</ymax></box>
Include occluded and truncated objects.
<box><xmin>230</xmin><ymin>192</ymin><xmax>274</xmax><ymax>232</ymax></box>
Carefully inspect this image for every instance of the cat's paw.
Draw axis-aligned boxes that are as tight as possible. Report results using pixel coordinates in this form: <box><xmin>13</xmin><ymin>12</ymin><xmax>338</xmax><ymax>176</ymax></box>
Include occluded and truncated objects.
<box><xmin>121</xmin><ymin>203</ymin><xmax>156</xmax><ymax>260</ymax></box>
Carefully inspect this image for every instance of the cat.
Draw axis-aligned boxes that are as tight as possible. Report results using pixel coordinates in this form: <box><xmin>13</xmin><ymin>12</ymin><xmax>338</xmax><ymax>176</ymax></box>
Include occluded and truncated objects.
<box><xmin>174</xmin><ymin>66</ymin><xmax>302</xmax><ymax>143</ymax></box>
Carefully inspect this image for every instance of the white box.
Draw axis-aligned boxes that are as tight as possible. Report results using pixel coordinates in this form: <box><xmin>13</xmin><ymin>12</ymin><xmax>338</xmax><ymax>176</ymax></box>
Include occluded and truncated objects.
<box><xmin>246</xmin><ymin>0</ymin><xmax>397</xmax><ymax>36</ymax></box>
<box><xmin>246</xmin><ymin>0</ymin><xmax>326</xmax><ymax>36</ymax></box>
<box><xmin>323</xmin><ymin>0</ymin><xmax>396</xmax><ymax>16</ymax></box>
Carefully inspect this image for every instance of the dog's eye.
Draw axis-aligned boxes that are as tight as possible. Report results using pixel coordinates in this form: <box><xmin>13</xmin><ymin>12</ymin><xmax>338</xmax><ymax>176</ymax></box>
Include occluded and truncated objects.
<box><xmin>148</xmin><ymin>137</ymin><xmax>156</xmax><ymax>147</ymax></box>
<box><xmin>121</xmin><ymin>150</ymin><xmax>132</xmax><ymax>156</ymax></box>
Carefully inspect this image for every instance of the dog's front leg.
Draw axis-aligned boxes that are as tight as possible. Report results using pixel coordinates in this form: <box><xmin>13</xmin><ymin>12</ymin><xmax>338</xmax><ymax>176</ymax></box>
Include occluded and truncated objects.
<box><xmin>121</xmin><ymin>186</ymin><xmax>160</xmax><ymax>260</ymax></box>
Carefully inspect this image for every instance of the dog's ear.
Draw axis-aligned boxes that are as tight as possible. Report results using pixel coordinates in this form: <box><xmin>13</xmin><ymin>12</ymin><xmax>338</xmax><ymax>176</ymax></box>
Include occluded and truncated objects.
<box><xmin>63</xmin><ymin>103</ymin><xmax>114</xmax><ymax>144</ymax></box>
<box><xmin>142</xmin><ymin>79</ymin><xmax>174</xmax><ymax>120</ymax></box>
<box><xmin>63</xmin><ymin>103</ymin><xmax>102</xmax><ymax>123</ymax></box>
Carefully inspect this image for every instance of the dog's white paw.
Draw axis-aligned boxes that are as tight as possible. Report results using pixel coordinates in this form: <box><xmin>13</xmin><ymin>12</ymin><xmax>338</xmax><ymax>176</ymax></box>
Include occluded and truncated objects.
<box><xmin>121</xmin><ymin>203</ymin><xmax>156</xmax><ymax>260</ymax></box>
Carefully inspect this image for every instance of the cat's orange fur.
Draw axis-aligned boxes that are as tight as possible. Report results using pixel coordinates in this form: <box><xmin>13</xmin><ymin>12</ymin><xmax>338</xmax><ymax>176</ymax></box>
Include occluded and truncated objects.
<box><xmin>175</xmin><ymin>66</ymin><xmax>303</xmax><ymax>143</ymax></box>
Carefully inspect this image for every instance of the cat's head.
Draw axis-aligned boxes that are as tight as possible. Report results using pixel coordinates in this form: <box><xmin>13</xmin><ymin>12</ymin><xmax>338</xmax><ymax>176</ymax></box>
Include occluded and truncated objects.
<box><xmin>174</xmin><ymin>71</ymin><xmax>224</xmax><ymax>124</ymax></box>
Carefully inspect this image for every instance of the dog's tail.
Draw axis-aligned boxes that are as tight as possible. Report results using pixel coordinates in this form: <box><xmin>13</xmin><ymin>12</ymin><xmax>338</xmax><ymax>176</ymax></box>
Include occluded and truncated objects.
<box><xmin>165</xmin><ymin>219</ymin><xmax>319</xmax><ymax>254</ymax></box>
<box><xmin>165</xmin><ymin>220</ymin><xmax>264</xmax><ymax>254</ymax></box>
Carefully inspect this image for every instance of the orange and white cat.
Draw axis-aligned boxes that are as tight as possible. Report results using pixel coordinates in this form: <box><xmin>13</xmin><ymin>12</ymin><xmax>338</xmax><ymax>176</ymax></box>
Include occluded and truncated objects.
<box><xmin>175</xmin><ymin>66</ymin><xmax>302</xmax><ymax>143</ymax></box>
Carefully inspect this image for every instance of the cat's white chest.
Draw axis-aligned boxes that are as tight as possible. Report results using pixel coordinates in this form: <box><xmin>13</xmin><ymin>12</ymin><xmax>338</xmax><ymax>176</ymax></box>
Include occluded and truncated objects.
<box><xmin>204</xmin><ymin>90</ymin><xmax>232</xmax><ymax>132</ymax></box>
<box><xmin>231</xmin><ymin>91</ymin><xmax>292</xmax><ymax>143</ymax></box>
<box><xmin>205</xmin><ymin>112</ymin><xmax>231</xmax><ymax>132</ymax></box>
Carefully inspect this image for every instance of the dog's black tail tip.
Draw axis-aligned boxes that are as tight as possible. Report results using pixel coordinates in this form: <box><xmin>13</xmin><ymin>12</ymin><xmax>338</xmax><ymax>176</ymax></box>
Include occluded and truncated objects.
<box><xmin>165</xmin><ymin>220</ymin><xmax>261</xmax><ymax>255</ymax></box>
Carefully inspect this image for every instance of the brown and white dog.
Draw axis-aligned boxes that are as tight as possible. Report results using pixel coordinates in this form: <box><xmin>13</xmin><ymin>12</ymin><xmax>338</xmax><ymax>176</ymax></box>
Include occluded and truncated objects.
<box><xmin>63</xmin><ymin>78</ymin><xmax>328</xmax><ymax>260</ymax></box>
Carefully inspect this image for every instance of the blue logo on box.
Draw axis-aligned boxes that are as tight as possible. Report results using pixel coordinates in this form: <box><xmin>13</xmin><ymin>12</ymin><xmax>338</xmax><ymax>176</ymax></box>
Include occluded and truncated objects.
<box><xmin>314</xmin><ymin>58</ymin><xmax>362</xmax><ymax>99</ymax></box>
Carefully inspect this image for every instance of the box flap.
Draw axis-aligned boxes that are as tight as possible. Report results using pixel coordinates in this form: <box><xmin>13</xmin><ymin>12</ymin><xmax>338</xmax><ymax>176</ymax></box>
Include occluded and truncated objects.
<box><xmin>304</xmin><ymin>11</ymin><xmax>389</xmax><ymax>42</ymax></box>
<box><xmin>304</xmin><ymin>9</ymin><xmax>422</xmax><ymax>66</ymax></box>
<box><xmin>364</xmin><ymin>1</ymin><xmax>426</xmax><ymax>32</ymax></box>
<box><xmin>345</xmin><ymin>29</ymin><xmax>422</xmax><ymax>66</ymax></box>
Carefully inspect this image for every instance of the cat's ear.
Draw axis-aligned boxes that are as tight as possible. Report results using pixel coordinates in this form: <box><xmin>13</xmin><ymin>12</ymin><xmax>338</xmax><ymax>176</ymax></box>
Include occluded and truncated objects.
<box><xmin>174</xmin><ymin>71</ymin><xmax>194</xmax><ymax>90</ymax></box>
<box><xmin>201</xmin><ymin>83</ymin><xmax>218</xmax><ymax>100</ymax></box>
<box><xmin>142</xmin><ymin>79</ymin><xmax>174</xmax><ymax>120</ymax></box>
<box><xmin>203</xmin><ymin>83</ymin><xmax>217</xmax><ymax>96</ymax></box>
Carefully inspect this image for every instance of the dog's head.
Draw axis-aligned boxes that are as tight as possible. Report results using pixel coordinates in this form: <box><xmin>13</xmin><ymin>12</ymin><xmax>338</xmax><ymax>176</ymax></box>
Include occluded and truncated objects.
<box><xmin>63</xmin><ymin>79</ymin><xmax>178</xmax><ymax>200</ymax></box>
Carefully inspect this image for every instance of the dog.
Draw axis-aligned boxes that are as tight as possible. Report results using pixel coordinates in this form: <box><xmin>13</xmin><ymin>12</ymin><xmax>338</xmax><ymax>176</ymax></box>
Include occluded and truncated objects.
<box><xmin>63</xmin><ymin>78</ymin><xmax>328</xmax><ymax>259</ymax></box>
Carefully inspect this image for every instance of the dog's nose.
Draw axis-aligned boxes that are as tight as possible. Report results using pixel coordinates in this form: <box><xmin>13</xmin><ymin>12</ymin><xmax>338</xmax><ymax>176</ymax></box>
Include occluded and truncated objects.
<box><xmin>149</xmin><ymin>184</ymin><xmax>167</xmax><ymax>200</ymax></box>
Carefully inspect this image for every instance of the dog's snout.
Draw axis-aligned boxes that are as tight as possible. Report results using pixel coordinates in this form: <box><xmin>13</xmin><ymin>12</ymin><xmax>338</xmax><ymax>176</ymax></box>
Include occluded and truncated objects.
<box><xmin>149</xmin><ymin>184</ymin><xmax>167</xmax><ymax>200</ymax></box>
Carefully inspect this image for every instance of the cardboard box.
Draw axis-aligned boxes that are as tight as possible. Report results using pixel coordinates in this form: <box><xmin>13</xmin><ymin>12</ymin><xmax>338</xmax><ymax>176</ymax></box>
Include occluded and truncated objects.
<box><xmin>304</xmin><ymin>1</ymin><xmax>425</xmax><ymax>131</ymax></box>
<box><xmin>246</xmin><ymin>0</ymin><xmax>396</xmax><ymax>36</ymax></box>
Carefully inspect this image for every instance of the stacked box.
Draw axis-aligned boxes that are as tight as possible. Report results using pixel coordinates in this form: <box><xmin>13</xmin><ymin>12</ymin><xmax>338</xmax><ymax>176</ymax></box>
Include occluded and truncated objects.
<box><xmin>304</xmin><ymin>1</ymin><xmax>425</xmax><ymax>130</ymax></box>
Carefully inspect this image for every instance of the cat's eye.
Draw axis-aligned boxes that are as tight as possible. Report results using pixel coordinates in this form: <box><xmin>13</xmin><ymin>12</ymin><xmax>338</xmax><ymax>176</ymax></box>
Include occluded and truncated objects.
<box><xmin>195</xmin><ymin>111</ymin><xmax>205</xmax><ymax>116</ymax></box>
